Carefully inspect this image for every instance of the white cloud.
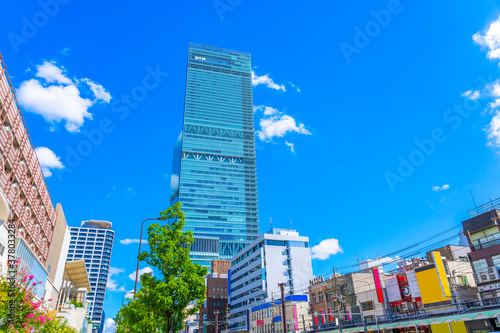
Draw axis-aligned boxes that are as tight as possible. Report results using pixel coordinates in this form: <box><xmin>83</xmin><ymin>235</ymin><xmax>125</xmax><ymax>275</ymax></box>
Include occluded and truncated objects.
<box><xmin>35</xmin><ymin>61</ymin><xmax>72</xmax><ymax>84</ymax></box>
<box><xmin>461</xmin><ymin>90</ymin><xmax>480</xmax><ymax>100</ymax></box>
<box><xmin>311</xmin><ymin>238</ymin><xmax>343</xmax><ymax>260</ymax></box>
<box><xmin>432</xmin><ymin>184</ymin><xmax>450</xmax><ymax>192</ymax></box>
<box><xmin>106</xmin><ymin>266</ymin><xmax>126</xmax><ymax>292</ymax></box>
<box><xmin>35</xmin><ymin>147</ymin><xmax>64</xmax><ymax>177</ymax></box>
<box><xmin>251</xmin><ymin>70</ymin><xmax>286</xmax><ymax>91</ymax></box>
<box><xmin>103</xmin><ymin>318</ymin><xmax>117</xmax><ymax>333</ymax></box>
<box><xmin>254</xmin><ymin>105</ymin><xmax>278</xmax><ymax>116</ymax></box>
<box><xmin>83</xmin><ymin>78</ymin><xmax>111</xmax><ymax>103</ymax></box>
<box><xmin>129</xmin><ymin>267</ymin><xmax>153</xmax><ymax>281</ymax></box>
<box><xmin>17</xmin><ymin>60</ymin><xmax>111</xmax><ymax>132</ymax></box>
<box><xmin>473</xmin><ymin>15</ymin><xmax>500</xmax><ymax>62</ymax></box>
<box><xmin>290</xmin><ymin>82</ymin><xmax>301</xmax><ymax>92</ymax></box>
<box><xmin>285</xmin><ymin>141</ymin><xmax>295</xmax><ymax>153</ymax></box>
<box><xmin>106</xmin><ymin>278</ymin><xmax>126</xmax><ymax>292</ymax></box>
<box><xmin>257</xmin><ymin>114</ymin><xmax>311</xmax><ymax>141</ymax></box>
<box><xmin>109</xmin><ymin>267</ymin><xmax>124</xmax><ymax>276</ymax></box>
<box><xmin>488</xmin><ymin>111</ymin><xmax>500</xmax><ymax>147</ymax></box>
<box><xmin>120</xmin><ymin>238</ymin><xmax>148</xmax><ymax>245</ymax></box>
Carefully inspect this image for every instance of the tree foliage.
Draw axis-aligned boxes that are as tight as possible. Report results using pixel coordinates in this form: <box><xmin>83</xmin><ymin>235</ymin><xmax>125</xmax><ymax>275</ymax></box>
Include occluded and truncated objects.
<box><xmin>115</xmin><ymin>203</ymin><xmax>207</xmax><ymax>332</ymax></box>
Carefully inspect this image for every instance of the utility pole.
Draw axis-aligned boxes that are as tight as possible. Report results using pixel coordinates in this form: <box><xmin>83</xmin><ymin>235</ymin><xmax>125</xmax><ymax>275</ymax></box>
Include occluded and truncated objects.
<box><xmin>302</xmin><ymin>314</ymin><xmax>306</xmax><ymax>333</ymax></box>
<box><xmin>215</xmin><ymin>311</ymin><xmax>219</xmax><ymax>333</ymax></box>
<box><xmin>185</xmin><ymin>321</ymin><xmax>189</xmax><ymax>333</ymax></box>
<box><xmin>279</xmin><ymin>283</ymin><xmax>288</xmax><ymax>333</ymax></box>
<box><xmin>333</xmin><ymin>267</ymin><xmax>342</xmax><ymax>333</ymax></box>
<box><xmin>358</xmin><ymin>300</ymin><xmax>367</xmax><ymax>333</ymax></box>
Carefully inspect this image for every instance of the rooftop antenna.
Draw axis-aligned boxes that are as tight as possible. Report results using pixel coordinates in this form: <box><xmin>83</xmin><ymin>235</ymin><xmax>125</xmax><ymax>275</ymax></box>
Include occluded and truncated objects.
<box><xmin>270</xmin><ymin>218</ymin><xmax>273</xmax><ymax>229</ymax></box>
<box><xmin>469</xmin><ymin>188</ymin><xmax>478</xmax><ymax>208</ymax></box>
<box><xmin>289</xmin><ymin>219</ymin><xmax>292</xmax><ymax>229</ymax></box>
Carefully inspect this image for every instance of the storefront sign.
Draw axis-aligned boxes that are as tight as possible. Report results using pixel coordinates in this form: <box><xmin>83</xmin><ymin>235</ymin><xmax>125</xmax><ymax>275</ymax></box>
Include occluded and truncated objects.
<box><xmin>478</xmin><ymin>283</ymin><xmax>500</xmax><ymax>292</ymax></box>
<box><xmin>407</xmin><ymin>270</ymin><xmax>421</xmax><ymax>298</ymax></box>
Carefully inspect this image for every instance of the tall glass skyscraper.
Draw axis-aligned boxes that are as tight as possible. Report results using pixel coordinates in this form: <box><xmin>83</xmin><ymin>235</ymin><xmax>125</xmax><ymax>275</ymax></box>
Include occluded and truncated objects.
<box><xmin>170</xmin><ymin>43</ymin><xmax>260</xmax><ymax>267</ymax></box>
<box><xmin>66</xmin><ymin>220</ymin><xmax>114</xmax><ymax>333</ymax></box>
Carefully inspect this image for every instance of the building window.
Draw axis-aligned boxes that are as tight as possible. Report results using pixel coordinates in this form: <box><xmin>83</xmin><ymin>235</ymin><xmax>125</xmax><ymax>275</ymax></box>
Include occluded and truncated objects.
<box><xmin>472</xmin><ymin>258</ymin><xmax>488</xmax><ymax>273</ymax></box>
<box><xmin>0</xmin><ymin>243</ymin><xmax>5</xmax><ymax>256</ymax></box>
<box><xmin>318</xmin><ymin>291</ymin><xmax>324</xmax><ymax>302</ymax></box>
<box><xmin>458</xmin><ymin>276</ymin><xmax>469</xmax><ymax>286</ymax></box>
<box><xmin>459</xmin><ymin>257</ymin><xmax>469</xmax><ymax>262</ymax></box>
<box><xmin>312</xmin><ymin>293</ymin><xmax>317</xmax><ymax>304</ymax></box>
<box><xmin>470</xmin><ymin>227</ymin><xmax>500</xmax><ymax>250</ymax></box>
<box><xmin>266</xmin><ymin>240</ymin><xmax>286</xmax><ymax>247</ymax></box>
<box><xmin>361</xmin><ymin>301</ymin><xmax>374</xmax><ymax>311</ymax></box>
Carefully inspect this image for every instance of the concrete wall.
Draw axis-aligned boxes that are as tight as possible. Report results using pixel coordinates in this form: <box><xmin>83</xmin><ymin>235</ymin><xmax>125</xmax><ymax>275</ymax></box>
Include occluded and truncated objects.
<box><xmin>45</xmin><ymin>203</ymin><xmax>71</xmax><ymax>309</ymax></box>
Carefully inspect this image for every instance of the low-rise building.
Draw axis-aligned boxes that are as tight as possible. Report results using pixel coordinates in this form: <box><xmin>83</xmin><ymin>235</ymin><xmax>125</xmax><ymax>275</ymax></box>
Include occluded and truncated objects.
<box><xmin>200</xmin><ymin>260</ymin><xmax>230</xmax><ymax>333</ymax></box>
<box><xmin>461</xmin><ymin>198</ymin><xmax>500</xmax><ymax>300</ymax></box>
<box><xmin>229</xmin><ymin>228</ymin><xmax>313</xmax><ymax>332</ymax></box>
<box><xmin>249</xmin><ymin>295</ymin><xmax>310</xmax><ymax>333</ymax></box>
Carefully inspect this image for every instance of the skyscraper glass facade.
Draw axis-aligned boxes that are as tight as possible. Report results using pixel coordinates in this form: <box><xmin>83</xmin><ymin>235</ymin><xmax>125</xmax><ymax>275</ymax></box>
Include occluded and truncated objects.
<box><xmin>66</xmin><ymin>221</ymin><xmax>114</xmax><ymax>332</ymax></box>
<box><xmin>170</xmin><ymin>43</ymin><xmax>260</xmax><ymax>267</ymax></box>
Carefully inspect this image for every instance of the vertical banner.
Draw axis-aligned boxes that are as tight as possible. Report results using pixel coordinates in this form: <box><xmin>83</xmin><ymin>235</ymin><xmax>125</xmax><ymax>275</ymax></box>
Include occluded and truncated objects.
<box><xmin>347</xmin><ymin>310</ymin><xmax>351</xmax><ymax>320</ymax></box>
<box><xmin>406</xmin><ymin>270</ymin><xmax>421</xmax><ymax>298</ymax></box>
<box><xmin>293</xmin><ymin>305</ymin><xmax>298</xmax><ymax>333</ymax></box>
<box><xmin>314</xmin><ymin>314</ymin><xmax>318</xmax><ymax>325</ymax></box>
<box><xmin>320</xmin><ymin>310</ymin><xmax>325</xmax><ymax>324</ymax></box>
<box><xmin>372</xmin><ymin>267</ymin><xmax>385</xmax><ymax>303</ymax></box>
<box><xmin>432</xmin><ymin>252</ymin><xmax>452</xmax><ymax>297</ymax></box>
<box><xmin>328</xmin><ymin>309</ymin><xmax>333</xmax><ymax>322</ymax></box>
<box><xmin>386</xmin><ymin>276</ymin><xmax>402</xmax><ymax>302</ymax></box>
<box><xmin>227</xmin><ymin>270</ymin><xmax>231</xmax><ymax>296</ymax></box>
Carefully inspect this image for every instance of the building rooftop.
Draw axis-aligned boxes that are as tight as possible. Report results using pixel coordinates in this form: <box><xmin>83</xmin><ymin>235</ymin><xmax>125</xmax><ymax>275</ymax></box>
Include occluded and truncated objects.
<box><xmin>80</xmin><ymin>220</ymin><xmax>112</xmax><ymax>229</ymax></box>
<box><xmin>468</xmin><ymin>197</ymin><xmax>500</xmax><ymax>218</ymax></box>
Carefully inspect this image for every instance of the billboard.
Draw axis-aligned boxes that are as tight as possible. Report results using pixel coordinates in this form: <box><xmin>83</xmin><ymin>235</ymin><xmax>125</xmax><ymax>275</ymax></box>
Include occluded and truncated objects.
<box><xmin>415</xmin><ymin>262</ymin><xmax>452</xmax><ymax>306</ymax></box>
<box><xmin>432</xmin><ymin>251</ymin><xmax>452</xmax><ymax>297</ymax></box>
<box><xmin>372</xmin><ymin>268</ymin><xmax>385</xmax><ymax>303</ymax></box>
<box><xmin>386</xmin><ymin>275</ymin><xmax>402</xmax><ymax>302</ymax></box>
<box><xmin>406</xmin><ymin>270</ymin><xmax>421</xmax><ymax>298</ymax></box>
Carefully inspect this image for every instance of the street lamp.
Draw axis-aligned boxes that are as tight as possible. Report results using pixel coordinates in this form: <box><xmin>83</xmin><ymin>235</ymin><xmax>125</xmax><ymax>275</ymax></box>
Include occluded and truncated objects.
<box><xmin>122</xmin><ymin>291</ymin><xmax>134</xmax><ymax>305</ymax></box>
<box><xmin>133</xmin><ymin>217</ymin><xmax>164</xmax><ymax>299</ymax></box>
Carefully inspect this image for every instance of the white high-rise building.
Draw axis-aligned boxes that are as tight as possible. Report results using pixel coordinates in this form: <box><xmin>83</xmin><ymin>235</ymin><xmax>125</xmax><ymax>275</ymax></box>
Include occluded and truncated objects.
<box><xmin>228</xmin><ymin>228</ymin><xmax>313</xmax><ymax>332</ymax></box>
<box><xmin>67</xmin><ymin>220</ymin><xmax>114</xmax><ymax>333</ymax></box>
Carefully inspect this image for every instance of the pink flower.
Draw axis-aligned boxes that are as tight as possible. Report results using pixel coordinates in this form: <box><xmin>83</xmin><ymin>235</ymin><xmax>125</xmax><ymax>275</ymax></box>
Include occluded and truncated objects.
<box><xmin>32</xmin><ymin>282</ymin><xmax>37</xmax><ymax>286</ymax></box>
<box><xmin>28</xmin><ymin>275</ymin><xmax>34</xmax><ymax>280</ymax></box>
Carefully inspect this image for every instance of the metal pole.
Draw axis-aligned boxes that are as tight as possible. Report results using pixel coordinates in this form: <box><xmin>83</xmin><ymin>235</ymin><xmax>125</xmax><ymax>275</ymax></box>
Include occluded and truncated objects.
<box><xmin>134</xmin><ymin>217</ymin><xmax>159</xmax><ymax>299</ymax></box>
<box><xmin>358</xmin><ymin>300</ymin><xmax>367</xmax><ymax>333</ymax></box>
<box><xmin>215</xmin><ymin>311</ymin><xmax>219</xmax><ymax>333</ymax></box>
<box><xmin>302</xmin><ymin>315</ymin><xmax>306</xmax><ymax>333</ymax></box>
<box><xmin>186</xmin><ymin>320</ymin><xmax>189</xmax><ymax>333</ymax></box>
<box><xmin>280</xmin><ymin>283</ymin><xmax>288</xmax><ymax>333</ymax></box>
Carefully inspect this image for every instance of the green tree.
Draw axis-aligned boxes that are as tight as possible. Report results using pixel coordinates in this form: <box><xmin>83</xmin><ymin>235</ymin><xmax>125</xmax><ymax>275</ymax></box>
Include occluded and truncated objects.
<box><xmin>115</xmin><ymin>203</ymin><xmax>207</xmax><ymax>332</ymax></box>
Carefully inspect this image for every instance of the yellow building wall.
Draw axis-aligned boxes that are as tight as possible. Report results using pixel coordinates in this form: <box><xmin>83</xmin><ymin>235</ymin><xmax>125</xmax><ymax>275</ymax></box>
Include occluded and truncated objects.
<box><xmin>431</xmin><ymin>323</ymin><xmax>451</xmax><ymax>333</ymax></box>
<box><xmin>415</xmin><ymin>267</ymin><xmax>451</xmax><ymax>305</ymax></box>
<box><xmin>450</xmin><ymin>321</ymin><xmax>467</xmax><ymax>333</ymax></box>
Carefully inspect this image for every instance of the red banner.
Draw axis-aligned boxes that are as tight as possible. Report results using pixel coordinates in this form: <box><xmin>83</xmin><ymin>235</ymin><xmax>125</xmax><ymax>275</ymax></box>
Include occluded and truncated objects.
<box><xmin>257</xmin><ymin>320</ymin><xmax>264</xmax><ymax>326</ymax></box>
<box><xmin>373</xmin><ymin>267</ymin><xmax>385</xmax><ymax>303</ymax></box>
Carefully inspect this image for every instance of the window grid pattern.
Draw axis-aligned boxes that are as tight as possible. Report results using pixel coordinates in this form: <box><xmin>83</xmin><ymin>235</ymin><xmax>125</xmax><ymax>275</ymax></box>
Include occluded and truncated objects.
<box><xmin>67</xmin><ymin>226</ymin><xmax>114</xmax><ymax>324</ymax></box>
<box><xmin>171</xmin><ymin>44</ymin><xmax>259</xmax><ymax>265</ymax></box>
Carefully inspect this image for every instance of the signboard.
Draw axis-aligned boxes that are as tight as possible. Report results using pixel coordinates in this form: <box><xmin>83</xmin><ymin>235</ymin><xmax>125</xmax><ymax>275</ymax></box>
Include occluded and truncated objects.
<box><xmin>406</xmin><ymin>270</ymin><xmax>421</xmax><ymax>298</ymax></box>
<box><xmin>432</xmin><ymin>252</ymin><xmax>452</xmax><ymax>297</ymax></box>
<box><xmin>478</xmin><ymin>283</ymin><xmax>500</xmax><ymax>292</ymax></box>
<box><xmin>386</xmin><ymin>276</ymin><xmax>402</xmax><ymax>302</ymax></box>
<box><xmin>415</xmin><ymin>264</ymin><xmax>451</xmax><ymax>305</ymax></box>
<box><xmin>373</xmin><ymin>267</ymin><xmax>385</xmax><ymax>303</ymax></box>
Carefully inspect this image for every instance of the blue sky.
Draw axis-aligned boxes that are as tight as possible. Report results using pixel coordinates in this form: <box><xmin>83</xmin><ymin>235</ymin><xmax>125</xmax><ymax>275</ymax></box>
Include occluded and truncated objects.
<box><xmin>3</xmin><ymin>0</ymin><xmax>500</xmax><ymax>330</ymax></box>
